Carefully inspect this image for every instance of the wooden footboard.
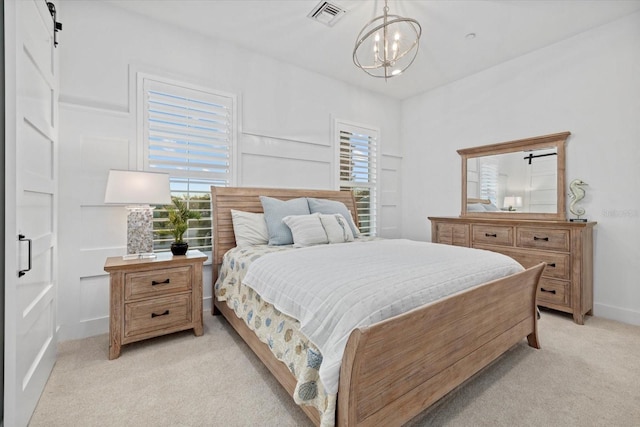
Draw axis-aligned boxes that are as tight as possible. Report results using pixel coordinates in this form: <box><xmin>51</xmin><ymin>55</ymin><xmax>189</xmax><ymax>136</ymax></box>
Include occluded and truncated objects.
<box><xmin>336</xmin><ymin>262</ymin><xmax>545</xmax><ymax>426</ymax></box>
<box><xmin>214</xmin><ymin>263</ymin><xmax>544</xmax><ymax>427</ymax></box>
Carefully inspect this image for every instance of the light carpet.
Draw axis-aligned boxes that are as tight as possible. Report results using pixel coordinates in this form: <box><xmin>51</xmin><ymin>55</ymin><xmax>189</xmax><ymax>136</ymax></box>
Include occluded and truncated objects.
<box><xmin>29</xmin><ymin>310</ymin><xmax>640</xmax><ymax>426</ymax></box>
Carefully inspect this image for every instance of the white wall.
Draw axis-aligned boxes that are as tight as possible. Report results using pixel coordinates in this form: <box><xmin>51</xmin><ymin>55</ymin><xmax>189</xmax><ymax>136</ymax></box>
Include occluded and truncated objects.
<box><xmin>56</xmin><ymin>1</ymin><xmax>403</xmax><ymax>340</ymax></box>
<box><xmin>401</xmin><ymin>12</ymin><xmax>640</xmax><ymax>325</ymax></box>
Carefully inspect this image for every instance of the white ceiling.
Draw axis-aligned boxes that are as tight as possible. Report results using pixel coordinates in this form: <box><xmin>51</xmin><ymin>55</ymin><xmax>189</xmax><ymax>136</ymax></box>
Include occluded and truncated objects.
<box><xmin>106</xmin><ymin>0</ymin><xmax>640</xmax><ymax>100</ymax></box>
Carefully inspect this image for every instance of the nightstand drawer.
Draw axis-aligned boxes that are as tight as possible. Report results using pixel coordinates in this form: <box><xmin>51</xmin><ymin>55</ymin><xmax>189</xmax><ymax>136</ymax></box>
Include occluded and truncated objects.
<box><xmin>125</xmin><ymin>266</ymin><xmax>192</xmax><ymax>301</ymax></box>
<box><xmin>472</xmin><ymin>225</ymin><xmax>513</xmax><ymax>246</ymax></box>
<box><xmin>537</xmin><ymin>278</ymin><xmax>571</xmax><ymax>307</ymax></box>
<box><xmin>124</xmin><ymin>294</ymin><xmax>192</xmax><ymax>338</ymax></box>
<box><xmin>517</xmin><ymin>227</ymin><xmax>570</xmax><ymax>252</ymax></box>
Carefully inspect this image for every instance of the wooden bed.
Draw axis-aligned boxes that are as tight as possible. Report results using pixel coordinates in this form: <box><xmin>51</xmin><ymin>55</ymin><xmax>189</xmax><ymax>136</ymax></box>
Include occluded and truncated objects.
<box><xmin>210</xmin><ymin>186</ymin><xmax>545</xmax><ymax>427</ymax></box>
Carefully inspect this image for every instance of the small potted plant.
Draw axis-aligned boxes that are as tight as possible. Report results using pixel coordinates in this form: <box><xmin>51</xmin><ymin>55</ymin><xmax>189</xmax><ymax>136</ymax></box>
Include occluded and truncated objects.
<box><xmin>164</xmin><ymin>197</ymin><xmax>201</xmax><ymax>255</ymax></box>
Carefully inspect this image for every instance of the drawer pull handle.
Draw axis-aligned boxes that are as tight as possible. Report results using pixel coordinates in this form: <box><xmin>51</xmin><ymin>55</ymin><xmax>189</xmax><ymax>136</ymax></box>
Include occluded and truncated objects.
<box><xmin>540</xmin><ymin>288</ymin><xmax>557</xmax><ymax>294</ymax></box>
<box><xmin>534</xmin><ymin>236</ymin><xmax>549</xmax><ymax>241</ymax></box>
<box><xmin>151</xmin><ymin>310</ymin><xmax>170</xmax><ymax>318</ymax></box>
<box><xmin>485</xmin><ymin>233</ymin><xmax>497</xmax><ymax>237</ymax></box>
<box><xmin>546</xmin><ymin>262</ymin><xmax>556</xmax><ymax>268</ymax></box>
<box><xmin>152</xmin><ymin>279</ymin><xmax>170</xmax><ymax>286</ymax></box>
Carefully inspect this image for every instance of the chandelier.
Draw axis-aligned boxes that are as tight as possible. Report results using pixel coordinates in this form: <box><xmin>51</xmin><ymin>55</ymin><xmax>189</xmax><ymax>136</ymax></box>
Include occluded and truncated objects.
<box><xmin>353</xmin><ymin>0</ymin><xmax>422</xmax><ymax>79</ymax></box>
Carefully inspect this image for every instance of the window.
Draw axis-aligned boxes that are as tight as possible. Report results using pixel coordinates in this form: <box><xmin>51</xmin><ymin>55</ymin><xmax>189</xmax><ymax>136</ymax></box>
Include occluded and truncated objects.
<box><xmin>478</xmin><ymin>157</ymin><xmax>499</xmax><ymax>206</ymax></box>
<box><xmin>335</xmin><ymin>120</ymin><xmax>378</xmax><ymax>236</ymax></box>
<box><xmin>140</xmin><ymin>75</ymin><xmax>236</xmax><ymax>254</ymax></box>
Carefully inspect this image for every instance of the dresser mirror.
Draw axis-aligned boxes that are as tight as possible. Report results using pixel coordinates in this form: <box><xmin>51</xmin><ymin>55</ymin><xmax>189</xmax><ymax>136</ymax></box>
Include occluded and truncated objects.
<box><xmin>458</xmin><ymin>132</ymin><xmax>570</xmax><ymax>220</ymax></box>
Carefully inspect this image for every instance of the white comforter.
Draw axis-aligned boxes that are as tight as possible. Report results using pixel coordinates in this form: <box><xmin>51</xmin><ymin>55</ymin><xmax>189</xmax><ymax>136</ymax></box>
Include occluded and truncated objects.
<box><xmin>242</xmin><ymin>239</ymin><xmax>523</xmax><ymax>394</ymax></box>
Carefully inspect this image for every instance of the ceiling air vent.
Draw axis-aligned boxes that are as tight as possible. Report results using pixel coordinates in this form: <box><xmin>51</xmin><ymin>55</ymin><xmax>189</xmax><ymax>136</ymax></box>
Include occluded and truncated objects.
<box><xmin>307</xmin><ymin>1</ymin><xmax>347</xmax><ymax>27</ymax></box>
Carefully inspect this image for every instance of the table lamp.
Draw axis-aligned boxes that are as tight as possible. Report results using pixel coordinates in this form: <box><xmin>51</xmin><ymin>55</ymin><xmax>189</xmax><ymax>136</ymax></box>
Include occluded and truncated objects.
<box><xmin>503</xmin><ymin>195</ymin><xmax>523</xmax><ymax>211</ymax></box>
<box><xmin>104</xmin><ymin>170</ymin><xmax>171</xmax><ymax>259</ymax></box>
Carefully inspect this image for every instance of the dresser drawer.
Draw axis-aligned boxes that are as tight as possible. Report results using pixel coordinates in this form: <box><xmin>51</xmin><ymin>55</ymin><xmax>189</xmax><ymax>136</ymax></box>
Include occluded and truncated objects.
<box><xmin>517</xmin><ymin>227</ymin><xmax>570</xmax><ymax>252</ymax></box>
<box><xmin>537</xmin><ymin>278</ymin><xmax>571</xmax><ymax>307</ymax></box>
<box><xmin>436</xmin><ymin>223</ymin><xmax>469</xmax><ymax>246</ymax></box>
<box><xmin>472</xmin><ymin>225</ymin><xmax>513</xmax><ymax>246</ymax></box>
<box><xmin>125</xmin><ymin>266</ymin><xmax>192</xmax><ymax>301</ymax></box>
<box><xmin>124</xmin><ymin>294</ymin><xmax>192</xmax><ymax>338</ymax></box>
<box><xmin>475</xmin><ymin>245</ymin><xmax>571</xmax><ymax>280</ymax></box>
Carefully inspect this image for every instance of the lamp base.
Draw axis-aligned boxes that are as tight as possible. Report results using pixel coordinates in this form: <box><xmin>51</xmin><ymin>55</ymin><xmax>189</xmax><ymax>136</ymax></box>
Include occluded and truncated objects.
<box><xmin>126</xmin><ymin>205</ymin><xmax>155</xmax><ymax>255</ymax></box>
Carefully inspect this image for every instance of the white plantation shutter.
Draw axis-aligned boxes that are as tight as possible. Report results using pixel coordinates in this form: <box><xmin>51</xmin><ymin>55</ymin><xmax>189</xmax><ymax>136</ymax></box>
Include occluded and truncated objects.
<box><xmin>141</xmin><ymin>76</ymin><xmax>236</xmax><ymax>253</ymax></box>
<box><xmin>336</xmin><ymin>120</ymin><xmax>378</xmax><ymax>236</ymax></box>
<box><xmin>479</xmin><ymin>157</ymin><xmax>499</xmax><ymax>206</ymax></box>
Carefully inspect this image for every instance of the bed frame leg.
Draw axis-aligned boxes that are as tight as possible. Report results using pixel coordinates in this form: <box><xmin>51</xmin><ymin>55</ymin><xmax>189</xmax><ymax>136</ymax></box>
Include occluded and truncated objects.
<box><xmin>526</xmin><ymin>331</ymin><xmax>540</xmax><ymax>349</ymax></box>
<box><xmin>212</xmin><ymin>303</ymin><xmax>221</xmax><ymax>316</ymax></box>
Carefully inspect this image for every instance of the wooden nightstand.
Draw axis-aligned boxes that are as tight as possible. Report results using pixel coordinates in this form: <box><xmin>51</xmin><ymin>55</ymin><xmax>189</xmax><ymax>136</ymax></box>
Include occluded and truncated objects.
<box><xmin>104</xmin><ymin>250</ymin><xmax>207</xmax><ymax>359</ymax></box>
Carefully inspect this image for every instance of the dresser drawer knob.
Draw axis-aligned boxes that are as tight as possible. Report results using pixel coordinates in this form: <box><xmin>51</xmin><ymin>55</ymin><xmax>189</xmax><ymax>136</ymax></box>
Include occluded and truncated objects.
<box><xmin>151</xmin><ymin>310</ymin><xmax>170</xmax><ymax>318</ymax></box>
<box><xmin>152</xmin><ymin>278</ymin><xmax>171</xmax><ymax>286</ymax></box>
<box><xmin>534</xmin><ymin>236</ymin><xmax>549</xmax><ymax>241</ymax></box>
<box><xmin>485</xmin><ymin>233</ymin><xmax>497</xmax><ymax>237</ymax></box>
<box><xmin>540</xmin><ymin>288</ymin><xmax>557</xmax><ymax>294</ymax></box>
<box><xmin>546</xmin><ymin>262</ymin><xmax>556</xmax><ymax>268</ymax></box>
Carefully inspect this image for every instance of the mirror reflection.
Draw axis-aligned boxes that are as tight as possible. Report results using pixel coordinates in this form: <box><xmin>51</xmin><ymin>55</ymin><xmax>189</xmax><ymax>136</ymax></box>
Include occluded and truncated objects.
<box><xmin>466</xmin><ymin>147</ymin><xmax>558</xmax><ymax>214</ymax></box>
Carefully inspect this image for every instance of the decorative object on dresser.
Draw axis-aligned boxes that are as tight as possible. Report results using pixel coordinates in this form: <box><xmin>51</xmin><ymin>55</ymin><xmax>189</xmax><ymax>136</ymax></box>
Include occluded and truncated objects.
<box><xmin>104</xmin><ymin>169</ymin><xmax>171</xmax><ymax>260</ymax></box>
<box><xmin>431</xmin><ymin>131</ymin><xmax>596</xmax><ymax>324</ymax></box>
<box><xmin>568</xmin><ymin>179</ymin><xmax>589</xmax><ymax>222</ymax></box>
<box><xmin>104</xmin><ymin>250</ymin><xmax>207</xmax><ymax>359</ymax></box>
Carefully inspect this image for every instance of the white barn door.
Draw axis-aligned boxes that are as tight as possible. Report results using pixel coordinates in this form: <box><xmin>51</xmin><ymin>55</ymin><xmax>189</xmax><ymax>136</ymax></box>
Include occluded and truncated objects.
<box><xmin>4</xmin><ymin>0</ymin><xmax>59</xmax><ymax>425</ymax></box>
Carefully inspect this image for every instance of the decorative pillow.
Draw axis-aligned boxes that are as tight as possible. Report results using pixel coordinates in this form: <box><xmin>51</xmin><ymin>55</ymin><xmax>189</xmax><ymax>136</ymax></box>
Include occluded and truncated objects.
<box><xmin>484</xmin><ymin>203</ymin><xmax>500</xmax><ymax>212</ymax></box>
<box><xmin>230</xmin><ymin>209</ymin><xmax>269</xmax><ymax>247</ymax></box>
<box><xmin>260</xmin><ymin>196</ymin><xmax>310</xmax><ymax>245</ymax></box>
<box><xmin>282</xmin><ymin>213</ymin><xmax>329</xmax><ymax>247</ymax></box>
<box><xmin>319</xmin><ymin>214</ymin><xmax>355</xmax><ymax>243</ymax></box>
<box><xmin>307</xmin><ymin>197</ymin><xmax>360</xmax><ymax>237</ymax></box>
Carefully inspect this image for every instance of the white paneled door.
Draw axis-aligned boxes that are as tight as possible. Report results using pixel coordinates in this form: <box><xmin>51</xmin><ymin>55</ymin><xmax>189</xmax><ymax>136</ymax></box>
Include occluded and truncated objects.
<box><xmin>4</xmin><ymin>0</ymin><xmax>59</xmax><ymax>425</ymax></box>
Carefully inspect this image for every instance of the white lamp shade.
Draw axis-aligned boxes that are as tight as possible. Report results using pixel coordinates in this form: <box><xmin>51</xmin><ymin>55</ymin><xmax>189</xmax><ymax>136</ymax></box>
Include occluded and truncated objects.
<box><xmin>503</xmin><ymin>196</ymin><xmax>523</xmax><ymax>208</ymax></box>
<box><xmin>104</xmin><ymin>170</ymin><xmax>172</xmax><ymax>205</ymax></box>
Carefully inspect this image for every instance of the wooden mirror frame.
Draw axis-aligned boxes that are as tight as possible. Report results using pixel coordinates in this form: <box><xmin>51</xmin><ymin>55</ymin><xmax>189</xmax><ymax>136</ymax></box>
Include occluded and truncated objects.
<box><xmin>458</xmin><ymin>131</ymin><xmax>570</xmax><ymax>221</ymax></box>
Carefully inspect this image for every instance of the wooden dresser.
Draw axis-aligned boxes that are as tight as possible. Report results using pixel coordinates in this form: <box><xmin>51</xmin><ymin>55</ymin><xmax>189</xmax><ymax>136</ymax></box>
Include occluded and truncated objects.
<box><xmin>104</xmin><ymin>250</ymin><xmax>207</xmax><ymax>359</ymax></box>
<box><xmin>428</xmin><ymin>217</ymin><xmax>596</xmax><ymax>324</ymax></box>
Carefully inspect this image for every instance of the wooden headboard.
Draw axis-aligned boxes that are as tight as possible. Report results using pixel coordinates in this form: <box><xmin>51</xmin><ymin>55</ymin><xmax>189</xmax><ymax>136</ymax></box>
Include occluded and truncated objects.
<box><xmin>210</xmin><ymin>186</ymin><xmax>358</xmax><ymax>274</ymax></box>
<box><xmin>467</xmin><ymin>198</ymin><xmax>492</xmax><ymax>204</ymax></box>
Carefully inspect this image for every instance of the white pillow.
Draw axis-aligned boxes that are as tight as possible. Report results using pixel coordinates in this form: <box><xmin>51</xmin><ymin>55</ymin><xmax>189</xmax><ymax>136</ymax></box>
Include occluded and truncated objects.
<box><xmin>282</xmin><ymin>213</ymin><xmax>328</xmax><ymax>247</ymax></box>
<box><xmin>307</xmin><ymin>197</ymin><xmax>360</xmax><ymax>237</ymax></box>
<box><xmin>230</xmin><ymin>209</ymin><xmax>269</xmax><ymax>247</ymax></box>
<box><xmin>319</xmin><ymin>214</ymin><xmax>354</xmax><ymax>243</ymax></box>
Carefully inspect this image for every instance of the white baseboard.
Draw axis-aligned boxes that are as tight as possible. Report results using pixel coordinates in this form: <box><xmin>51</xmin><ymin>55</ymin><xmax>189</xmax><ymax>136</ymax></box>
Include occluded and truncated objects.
<box><xmin>59</xmin><ymin>317</ymin><xmax>109</xmax><ymax>342</ymax></box>
<box><xmin>593</xmin><ymin>303</ymin><xmax>640</xmax><ymax>326</ymax></box>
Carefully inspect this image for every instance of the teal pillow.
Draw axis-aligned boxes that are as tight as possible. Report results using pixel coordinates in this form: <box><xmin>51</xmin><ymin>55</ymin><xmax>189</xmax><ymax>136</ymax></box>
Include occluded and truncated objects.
<box><xmin>260</xmin><ymin>196</ymin><xmax>310</xmax><ymax>245</ymax></box>
<box><xmin>307</xmin><ymin>197</ymin><xmax>360</xmax><ymax>236</ymax></box>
